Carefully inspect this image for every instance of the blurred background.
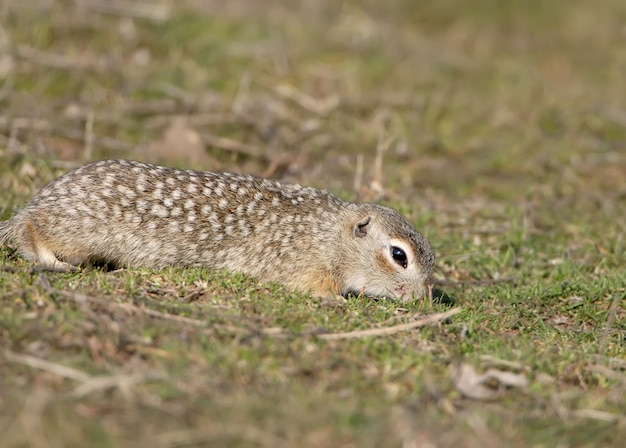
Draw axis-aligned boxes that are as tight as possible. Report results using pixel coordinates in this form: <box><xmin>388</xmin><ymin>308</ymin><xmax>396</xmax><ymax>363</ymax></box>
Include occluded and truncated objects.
<box><xmin>2</xmin><ymin>0</ymin><xmax>624</xmax><ymax>197</ymax></box>
<box><xmin>1</xmin><ymin>2</ymin><xmax>625</xmax><ymax>446</ymax></box>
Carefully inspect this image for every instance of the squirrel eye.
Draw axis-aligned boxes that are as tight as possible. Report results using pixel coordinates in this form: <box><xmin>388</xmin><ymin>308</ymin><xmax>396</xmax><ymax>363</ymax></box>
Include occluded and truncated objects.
<box><xmin>391</xmin><ymin>246</ymin><xmax>408</xmax><ymax>268</ymax></box>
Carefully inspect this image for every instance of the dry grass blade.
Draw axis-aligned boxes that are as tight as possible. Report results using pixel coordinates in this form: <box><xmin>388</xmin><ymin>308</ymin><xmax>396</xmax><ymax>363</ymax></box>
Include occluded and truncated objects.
<box><xmin>4</xmin><ymin>350</ymin><xmax>92</xmax><ymax>382</ymax></box>
<box><xmin>479</xmin><ymin>355</ymin><xmax>529</xmax><ymax>371</ymax></box>
<box><xmin>573</xmin><ymin>409</ymin><xmax>625</xmax><ymax>424</ymax></box>
<box><xmin>80</xmin><ymin>0</ymin><xmax>171</xmax><ymax>21</ymax></box>
<box><xmin>585</xmin><ymin>364</ymin><xmax>626</xmax><ymax>384</ymax></box>
<box><xmin>274</xmin><ymin>82</ymin><xmax>338</xmax><ymax>115</ymax></box>
<box><xmin>71</xmin><ymin>371</ymin><xmax>168</xmax><ymax>398</ymax></box>
<box><xmin>317</xmin><ymin>308</ymin><xmax>461</xmax><ymax>340</ymax></box>
<box><xmin>43</xmin><ymin>284</ymin><xmax>284</xmax><ymax>336</ymax></box>
<box><xmin>154</xmin><ymin>425</ymin><xmax>285</xmax><ymax>448</ymax></box>
<box><xmin>201</xmin><ymin>133</ymin><xmax>265</xmax><ymax>159</ymax></box>
<box><xmin>15</xmin><ymin>44</ymin><xmax>92</xmax><ymax>70</ymax></box>
<box><xmin>353</xmin><ymin>153</ymin><xmax>364</xmax><ymax>196</ymax></box>
<box><xmin>0</xmin><ymin>265</ymin><xmax>75</xmax><ymax>274</ymax></box>
<box><xmin>599</xmin><ymin>292</ymin><xmax>623</xmax><ymax>354</ymax></box>
<box><xmin>116</xmin><ymin>301</ymin><xmax>209</xmax><ymax>326</ymax></box>
<box><xmin>4</xmin><ymin>352</ymin><xmax>166</xmax><ymax>401</ymax></box>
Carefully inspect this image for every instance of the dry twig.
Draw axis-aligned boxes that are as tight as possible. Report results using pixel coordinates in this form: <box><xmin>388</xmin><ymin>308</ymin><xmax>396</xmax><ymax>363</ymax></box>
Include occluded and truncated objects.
<box><xmin>317</xmin><ymin>308</ymin><xmax>461</xmax><ymax>340</ymax></box>
<box><xmin>71</xmin><ymin>371</ymin><xmax>167</xmax><ymax>398</ymax></box>
<box><xmin>201</xmin><ymin>133</ymin><xmax>265</xmax><ymax>159</ymax></box>
<box><xmin>4</xmin><ymin>350</ymin><xmax>91</xmax><ymax>382</ymax></box>
<box><xmin>573</xmin><ymin>408</ymin><xmax>625</xmax><ymax>424</ymax></box>
<box><xmin>154</xmin><ymin>425</ymin><xmax>284</xmax><ymax>448</ymax></box>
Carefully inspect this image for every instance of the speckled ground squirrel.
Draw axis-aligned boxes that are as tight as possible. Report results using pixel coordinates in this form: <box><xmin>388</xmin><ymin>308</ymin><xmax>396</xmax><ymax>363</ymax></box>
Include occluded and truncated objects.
<box><xmin>0</xmin><ymin>159</ymin><xmax>435</xmax><ymax>301</ymax></box>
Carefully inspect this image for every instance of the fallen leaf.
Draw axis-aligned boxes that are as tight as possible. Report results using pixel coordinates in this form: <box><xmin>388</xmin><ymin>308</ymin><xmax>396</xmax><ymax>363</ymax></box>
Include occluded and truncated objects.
<box><xmin>139</xmin><ymin>117</ymin><xmax>218</xmax><ymax>168</ymax></box>
<box><xmin>452</xmin><ymin>363</ymin><xmax>529</xmax><ymax>400</ymax></box>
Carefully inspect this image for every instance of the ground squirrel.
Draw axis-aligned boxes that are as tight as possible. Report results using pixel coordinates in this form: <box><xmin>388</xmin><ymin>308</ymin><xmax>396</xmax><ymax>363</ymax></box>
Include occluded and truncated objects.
<box><xmin>0</xmin><ymin>160</ymin><xmax>435</xmax><ymax>301</ymax></box>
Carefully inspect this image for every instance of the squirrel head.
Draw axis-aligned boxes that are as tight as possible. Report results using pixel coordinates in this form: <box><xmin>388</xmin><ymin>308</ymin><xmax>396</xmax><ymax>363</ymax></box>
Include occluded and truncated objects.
<box><xmin>337</xmin><ymin>204</ymin><xmax>435</xmax><ymax>302</ymax></box>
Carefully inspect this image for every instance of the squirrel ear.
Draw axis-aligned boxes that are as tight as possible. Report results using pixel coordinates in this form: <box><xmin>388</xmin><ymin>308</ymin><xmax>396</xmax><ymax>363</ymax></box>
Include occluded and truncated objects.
<box><xmin>354</xmin><ymin>216</ymin><xmax>372</xmax><ymax>238</ymax></box>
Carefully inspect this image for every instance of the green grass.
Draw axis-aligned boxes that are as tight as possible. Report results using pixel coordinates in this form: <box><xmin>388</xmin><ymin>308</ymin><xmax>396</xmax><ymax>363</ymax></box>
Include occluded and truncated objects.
<box><xmin>1</xmin><ymin>0</ymin><xmax>625</xmax><ymax>446</ymax></box>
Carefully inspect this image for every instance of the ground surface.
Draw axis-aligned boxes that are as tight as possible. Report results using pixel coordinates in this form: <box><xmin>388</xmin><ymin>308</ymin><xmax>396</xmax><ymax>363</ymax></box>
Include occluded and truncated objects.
<box><xmin>1</xmin><ymin>1</ymin><xmax>625</xmax><ymax>447</ymax></box>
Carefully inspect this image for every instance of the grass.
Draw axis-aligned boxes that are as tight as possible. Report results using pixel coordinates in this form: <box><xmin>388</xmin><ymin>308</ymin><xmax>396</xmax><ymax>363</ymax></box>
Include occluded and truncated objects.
<box><xmin>1</xmin><ymin>0</ymin><xmax>625</xmax><ymax>446</ymax></box>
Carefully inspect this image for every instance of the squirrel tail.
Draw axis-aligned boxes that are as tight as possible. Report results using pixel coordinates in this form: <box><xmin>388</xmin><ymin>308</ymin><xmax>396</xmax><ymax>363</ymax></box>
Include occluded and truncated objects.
<box><xmin>0</xmin><ymin>218</ymin><xmax>16</xmax><ymax>246</ymax></box>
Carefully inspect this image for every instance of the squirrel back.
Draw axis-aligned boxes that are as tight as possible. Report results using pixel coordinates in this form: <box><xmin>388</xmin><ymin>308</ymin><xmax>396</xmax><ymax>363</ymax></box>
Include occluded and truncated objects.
<box><xmin>0</xmin><ymin>160</ymin><xmax>435</xmax><ymax>301</ymax></box>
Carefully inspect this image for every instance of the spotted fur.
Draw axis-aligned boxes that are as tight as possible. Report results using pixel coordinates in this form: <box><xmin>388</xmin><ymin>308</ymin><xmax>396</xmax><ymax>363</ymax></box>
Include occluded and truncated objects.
<box><xmin>0</xmin><ymin>160</ymin><xmax>435</xmax><ymax>301</ymax></box>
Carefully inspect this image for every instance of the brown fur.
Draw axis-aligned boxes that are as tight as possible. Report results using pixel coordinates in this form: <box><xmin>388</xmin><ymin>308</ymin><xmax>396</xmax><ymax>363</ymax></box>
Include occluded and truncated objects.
<box><xmin>0</xmin><ymin>160</ymin><xmax>435</xmax><ymax>301</ymax></box>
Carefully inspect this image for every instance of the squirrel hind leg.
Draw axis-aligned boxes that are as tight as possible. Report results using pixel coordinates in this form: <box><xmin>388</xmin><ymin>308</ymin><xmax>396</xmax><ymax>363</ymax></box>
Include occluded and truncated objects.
<box><xmin>21</xmin><ymin>220</ymin><xmax>77</xmax><ymax>270</ymax></box>
<box><xmin>33</xmin><ymin>245</ymin><xmax>75</xmax><ymax>270</ymax></box>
